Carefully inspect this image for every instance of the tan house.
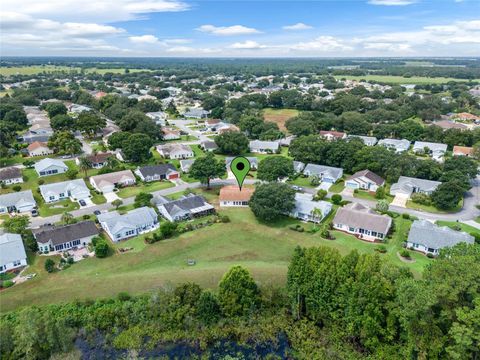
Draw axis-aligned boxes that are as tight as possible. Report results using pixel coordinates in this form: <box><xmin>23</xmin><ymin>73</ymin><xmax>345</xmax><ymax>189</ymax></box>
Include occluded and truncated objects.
<box><xmin>219</xmin><ymin>185</ymin><xmax>254</xmax><ymax>207</ymax></box>
<box><xmin>27</xmin><ymin>141</ymin><xmax>53</xmax><ymax>157</ymax></box>
<box><xmin>90</xmin><ymin>170</ymin><xmax>136</xmax><ymax>193</ymax></box>
<box><xmin>453</xmin><ymin>146</ymin><xmax>474</xmax><ymax>157</ymax></box>
<box><xmin>320</xmin><ymin>130</ymin><xmax>346</xmax><ymax>141</ymax></box>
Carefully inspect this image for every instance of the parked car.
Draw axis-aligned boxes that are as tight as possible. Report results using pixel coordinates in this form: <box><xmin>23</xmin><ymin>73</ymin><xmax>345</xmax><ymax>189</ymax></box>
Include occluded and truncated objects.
<box><xmin>93</xmin><ymin>210</ymin><xmax>101</xmax><ymax>216</ymax></box>
<box><xmin>31</xmin><ymin>209</ymin><xmax>39</xmax><ymax>217</ymax></box>
<box><xmin>79</xmin><ymin>200</ymin><xmax>87</xmax><ymax>206</ymax></box>
<box><xmin>291</xmin><ymin>185</ymin><xmax>304</xmax><ymax>192</ymax></box>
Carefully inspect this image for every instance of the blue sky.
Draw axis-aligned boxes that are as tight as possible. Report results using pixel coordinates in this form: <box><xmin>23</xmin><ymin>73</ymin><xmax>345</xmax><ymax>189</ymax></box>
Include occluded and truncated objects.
<box><xmin>1</xmin><ymin>0</ymin><xmax>479</xmax><ymax>56</ymax></box>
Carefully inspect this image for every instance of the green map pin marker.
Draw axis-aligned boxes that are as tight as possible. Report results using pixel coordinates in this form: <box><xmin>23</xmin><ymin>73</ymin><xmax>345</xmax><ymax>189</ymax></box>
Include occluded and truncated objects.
<box><xmin>230</xmin><ymin>156</ymin><xmax>251</xmax><ymax>190</ymax></box>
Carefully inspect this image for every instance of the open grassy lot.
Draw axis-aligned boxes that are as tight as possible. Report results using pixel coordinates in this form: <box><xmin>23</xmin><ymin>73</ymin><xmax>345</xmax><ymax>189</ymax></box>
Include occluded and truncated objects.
<box><xmin>0</xmin><ymin>201</ymin><xmax>430</xmax><ymax>312</ymax></box>
<box><xmin>335</xmin><ymin>75</ymin><xmax>479</xmax><ymax>85</ymax></box>
<box><xmin>117</xmin><ymin>181</ymin><xmax>175</xmax><ymax>198</ymax></box>
<box><xmin>0</xmin><ymin>66</ymin><xmax>150</xmax><ymax>76</ymax></box>
<box><xmin>436</xmin><ymin>220</ymin><xmax>480</xmax><ymax>235</ymax></box>
<box><xmin>263</xmin><ymin>108</ymin><xmax>299</xmax><ymax>132</ymax></box>
<box><xmin>354</xmin><ymin>190</ymin><xmax>394</xmax><ymax>203</ymax></box>
<box><xmin>406</xmin><ymin>199</ymin><xmax>463</xmax><ymax>214</ymax></box>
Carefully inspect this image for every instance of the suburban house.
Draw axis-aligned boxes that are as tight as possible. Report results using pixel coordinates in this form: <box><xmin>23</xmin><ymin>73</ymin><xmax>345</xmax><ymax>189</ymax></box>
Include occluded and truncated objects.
<box><xmin>249</xmin><ymin>140</ymin><xmax>280</xmax><ymax>154</ymax></box>
<box><xmin>200</xmin><ymin>140</ymin><xmax>218</xmax><ymax>152</ymax></box>
<box><xmin>90</xmin><ymin>170</ymin><xmax>136</xmax><ymax>193</ymax></box>
<box><xmin>293</xmin><ymin>161</ymin><xmax>306</xmax><ymax>174</ymax></box>
<box><xmin>162</xmin><ymin>127</ymin><xmax>181</xmax><ymax>140</ymax></box>
<box><xmin>217</xmin><ymin>124</ymin><xmax>240</xmax><ymax>134</ymax></box>
<box><xmin>27</xmin><ymin>141</ymin><xmax>53</xmax><ymax>156</ymax></box>
<box><xmin>204</xmin><ymin>119</ymin><xmax>221</xmax><ymax>131</ymax></box>
<box><xmin>40</xmin><ymin>179</ymin><xmax>91</xmax><ymax>203</ymax></box>
<box><xmin>146</xmin><ymin>111</ymin><xmax>167</xmax><ymax>126</ymax></box>
<box><xmin>219</xmin><ymin>185</ymin><xmax>254</xmax><ymax>207</ymax></box>
<box><xmin>226</xmin><ymin>157</ymin><xmax>258</xmax><ymax>170</ymax></box>
<box><xmin>0</xmin><ymin>233</ymin><xmax>28</xmax><ymax>273</ymax></box>
<box><xmin>157</xmin><ymin>144</ymin><xmax>194</xmax><ymax>159</ymax></box>
<box><xmin>345</xmin><ymin>170</ymin><xmax>385</xmax><ymax>192</ymax></box>
<box><xmin>180</xmin><ymin>159</ymin><xmax>195</xmax><ymax>173</ymax></box>
<box><xmin>433</xmin><ymin>120</ymin><xmax>468</xmax><ymax>131</ymax></box>
<box><xmin>451</xmin><ymin>112</ymin><xmax>479</xmax><ymax>122</ymax></box>
<box><xmin>0</xmin><ymin>167</ymin><xmax>23</xmax><ymax>185</ymax></box>
<box><xmin>289</xmin><ymin>193</ymin><xmax>332</xmax><ymax>223</ymax></box>
<box><xmin>155</xmin><ymin>194</ymin><xmax>215</xmax><ymax>221</ymax></box>
<box><xmin>135</xmin><ymin>164</ymin><xmax>179</xmax><ymax>182</ymax></box>
<box><xmin>333</xmin><ymin>203</ymin><xmax>392</xmax><ymax>241</ymax></box>
<box><xmin>279</xmin><ymin>135</ymin><xmax>296</xmax><ymax>147</ymax></box>
<box><xmin>69</xmin><ymin>104</ymin><xmax>92</xmax><ymax>114</ymax></box>
<box><xmin>320</xmin><ymin>130</ymin><xmax>347</xmax><ymax>141</ymax></box>
<box><xmin>378</xmin><ymin>138</ymin><xmax>411</xmax><ymax>153</ymax></box>
<box><xmin>303</xmin><ymin>164</ymin><xmax>343</xmax><ymax>184</ymax></box>
<box><xmin>413</xmin><ymin>141</ymin><xmax>448</xmax><ymax>161</ymax></box>
<box><xmin>97</xmin><ymin>207</ymin><xmax>159</xmax><ymax>242</ymax></box>
<box><xmin>453</xmin><ymin>146</ymin><xmax>474</xmax><ymax>157</ymax></box>
<box><xmin>0</xmin><ymin>190</ymin><xmax>37</xmax><ymax>214</ymax></box>
<box><xmin>33</xmin><ymin>221</ymin><xmax>99</xmax><ymax>253</ymax></box>
<box><xmin>75</xmin><ymin>152</ymin><xmax>113</xmax><ymax>169</ymax></box>
<box><xmin>34</xmin><ymin>158</ymin><xmax>68</xmax><ymax>177</ymax></box>
<box><xmin>406</xmin><ymin>220</ymin><xmax>474</xmax><ymax>256</ymax></box>
<box><xmin>390</xmin><ymin>176</ymin><xmax>441</xmax><ymax>197</ymax></box>
<box><xmin>183</xmin><ymin>108</ymin><xmax>210</xmax><ymax>119</ymax></box>
<box><xmin>347</xmin><ymin>135</ymin><xmax>378</xmax><ymax>146</ymax></box>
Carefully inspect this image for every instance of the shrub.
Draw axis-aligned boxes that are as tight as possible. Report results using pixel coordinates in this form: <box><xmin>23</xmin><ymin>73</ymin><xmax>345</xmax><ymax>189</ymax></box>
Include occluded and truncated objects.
<box><xmin>427</xmin><ymin>253</ymin><xmax>435</xmax><ymax>258</ymax></box>
<box><xmin>1</xmin><ymin>280</ymin><xmax>14</xmax><ymax>288</ymax></box>
<box><xmin>220</xmin><ymin>215</ymin><xmax>230</xmax><ymax>223</ymax></box>
<box><xmin>400</xmin><ymin>249</ymin><xmax>411</xmax><ymax>259</ymax></box>
<box><xmin>470</xmin><ymin>232</ymin><xmax>480</xmax><ymax>244</ymax></box>
<box><xmin>353</xmin><ymin>189</ymin><xmax>359</xmax><ymax>194</ymax></box>
<box><xmin>95</xmin><ymin>239</ymin><xmax>110</xmax><ymax>258</ymax></box>
<box><xmin>401</xmin><ymin>213</ymin><xmax>410</xmax><ymax>220</ymax></box>
<box><xmin>38</xmin><ymin>179</ymin><xmax>45</xmax><ymax>185</ymax></box>
<box><xmin>82</xmin><ymin>214</ymin><xmax>90</xmax><ymax>220</ymax></box>
<box><xmin>313</xmin><ymin>189</ymin><xmax>327</xmax><ymax>201</ymax></box>
<box><xmin>117</xmin><ymin>292</ymin><xmax>131</xmax><ymax>301</ymax></box>
<box><xmin>160</xmin><ymin>221</ymin><xmax>178</xmax><ymax>239</ymax></box>
<box><xmin>12</xmin><ymin>185</ymin><xmax>22</xmax><ymax>192</ymax></box>
<box><xmin>375</xmin><ymin>186</ymin><xmax>386</xmax><ymax>199</ymax></box>
<box><xmin>310</xmin><ymin>176</ymin><xmax>320</xmax><ymax>186</ymax></box>
<box><xmin>375</xmin><ymin>245</ymin><xmax>387</xmax><ymax>253</ymax></box>
<box><xmin>376</xmin><ymin>200</ymin><xmax>389</xmax><ymax>213</ymax></box>
<box><xmin>44</xmin><ymin>259</ymin><xmax>55</xmax><ymax>273</ymax></box>
<box><xmin>331</xmin><ymin>194</ymin><xmax>342</xmax><ymax>205</ymax></box>
<box><xmin>67</xmin><ymin>257</ymin><xmax>74</xmax><ymax>265</ymax></box>
<box><xmin>411</xmin><ymin>193</ymin><xmax>432</xmax><ymax>206</ymax></box>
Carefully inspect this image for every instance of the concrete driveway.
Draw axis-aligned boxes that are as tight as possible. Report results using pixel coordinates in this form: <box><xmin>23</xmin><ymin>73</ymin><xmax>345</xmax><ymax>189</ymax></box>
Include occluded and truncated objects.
<box><xmin>391</xmin><ymin>193</ymin><xmax>409</xmax><ymax>207</ymax></box>
<box><xmin>104</xmin><ymin>192</ymin><xmax>120</xmax><ymax>202</ymax></box>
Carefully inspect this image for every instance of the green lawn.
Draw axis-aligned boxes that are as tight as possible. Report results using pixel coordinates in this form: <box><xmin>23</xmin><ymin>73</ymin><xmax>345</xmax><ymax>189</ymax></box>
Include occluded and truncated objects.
<box><xmin>436</xmin><ymin>221</ymin><xmax>480</xmax><ymax>235</ymax></box>
<box><xmin>354</xmin><ymin>190</ymin><xmax>393</xmax><ymax>203</ymax></box>
<box><xmin>406</xmin><ymin>199</ymin><xmax>463</xmax><ymax>214</ymax></box>
<box><xmin>335</xmin><ymin>75</ymin><xmax>479</xmax><ymax>85</ymax></box>
<box><xmin>117</xmin><ymin>181</ymin><xmax>175</xmax><ymax>198</ymax></box>
<box><xmin>329</xmin><ymin>181</ymin><xmax>345</xmax><ymax>193</ymax></box>
<box><xmin>37</xmin><ymin>198</ymin><xmax>80</xmax><ymax>217</ymax></box>
<box><xmin>288</xmin><ymin>176</ymin><xmax>314</xmax><ymax>187</ymax></box>
<box><xmin>0</xmin><ymin>202</ymin><xmax>431</xmax><ymax>312</ymax></box>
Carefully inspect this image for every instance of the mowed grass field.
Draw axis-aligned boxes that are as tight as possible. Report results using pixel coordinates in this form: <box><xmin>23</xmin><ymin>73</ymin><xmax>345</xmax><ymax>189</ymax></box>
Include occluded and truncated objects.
<box><xmin>335</xmin><ymin>75</ymin><xmax>478</xmax><ymax>85</ymax></box>
<box><xmin>263</xmin><ymin>108</ymin><xmax>299</xmax><ymax>131</ymax></box>
<box><xmin>0</xmin><ymin>66</ymin><xmax>150</xmax><ymax>76</ymax></box>
<box><xmin>0</xmin><ymin>205</ymin><xmax>431</xmax><ymax>312</ymax></box>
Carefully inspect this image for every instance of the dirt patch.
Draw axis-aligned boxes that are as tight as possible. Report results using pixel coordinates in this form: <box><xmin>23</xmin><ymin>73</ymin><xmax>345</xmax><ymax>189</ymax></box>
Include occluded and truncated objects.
<box><xmin>263</xmin><ymin>109</ymin><xmax>299</xmax><ymax>132</ymax></box>
<box><xmin>214</xmin><ymin>251</ymin><xmax>259</xmax><ymax>262</ymax></box>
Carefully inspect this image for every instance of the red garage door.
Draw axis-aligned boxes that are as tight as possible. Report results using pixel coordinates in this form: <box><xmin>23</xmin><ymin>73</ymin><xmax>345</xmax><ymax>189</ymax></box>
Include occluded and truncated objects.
<box><xmin>168</xmin><ymin>173</ymin><xmax>179</xmax><ymax>179</ymax></box>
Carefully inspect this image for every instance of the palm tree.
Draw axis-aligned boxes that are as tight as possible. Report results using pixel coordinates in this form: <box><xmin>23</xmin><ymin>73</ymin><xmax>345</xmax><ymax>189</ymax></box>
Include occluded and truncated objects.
<box><xmin>61</xmin><ymin>212</ymin><xmax>74</xmax><ymax>225</ymax></box>
<box><xmin>311</xmin><ymin>207</ymin><xmax>323</xmax><ymax>230</ymax></box>
<box><xmin>105</xmin><ymin>155</ymin><xmax>119</xmax><ymax>169</ymax></box>
<box><xmin>78</xmin><ymin>157</ymin><xmax>92</xmax><ymax>178</ymax></box>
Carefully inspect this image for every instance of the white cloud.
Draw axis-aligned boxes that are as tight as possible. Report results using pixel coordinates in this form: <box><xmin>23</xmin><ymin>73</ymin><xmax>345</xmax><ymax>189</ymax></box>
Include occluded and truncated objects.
<box><xmin>166</xmin><ymin>46</ymin><xmax>220</xmax><ymax>54</ymax></box>
<box><xmin>129</xmin><ymin>34</ymin><xmax>159</xmax><ymax>44</ymax></box>
<box><xmin>229</xmin><ymin>40</ymin><xmax>266</xmax><ymax>49</ymax></box>
<box><xmin>283</xmin><ymin>23</ymin><xmax>313</xmax><ymax>31</ymax></box>
<box><xmin>290</xmin><ymin>36</ymin><xmax>354</xmax><ymax>52</ymax></box>
<box><xmin>196</xmin><ymin>24</ymin><xmax>261</xmax><ymax>36</ymax></box>
<box><xmin>368</xmin><ymin>0</ymin><xmax>416</xmax><ymax>5</ymax></box>
<box><xmin>363</xmin><ymin>42</ymin><xmax>413</xmax><ymax>52</ymax></box>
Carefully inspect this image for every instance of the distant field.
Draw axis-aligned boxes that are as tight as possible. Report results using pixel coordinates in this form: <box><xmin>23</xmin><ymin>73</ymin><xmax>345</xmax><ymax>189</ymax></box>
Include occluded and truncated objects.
<box><xmin>335</xmin><ymin>74</ymin><xmax>477</xmax><ymax>85</ymax></box>
<box><xmin>0</xmin><ymin>65</ymin><xmax>150</xmax><ymax>76</ymax></box>
<box><xmin>263</xmin><ymin>108</ymin><xmax>299</xmax><ymax>131</ymax></box>
<box><xmin>0</xmin><ymin>201</ymin><xmax>430</xmax><ymax>312</ymax></box>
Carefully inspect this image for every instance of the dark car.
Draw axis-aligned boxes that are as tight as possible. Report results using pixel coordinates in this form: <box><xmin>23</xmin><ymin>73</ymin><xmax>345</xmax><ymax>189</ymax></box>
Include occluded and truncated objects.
<box><xmin>79</xmin><ymin>200</ymin><xmax>87</xmax><ymax>206</ymax></box>
<box><xmin>31</xmin><ymin>209</ymin><xmax>39</xmax><ymax>217</ymax></box>
<box><xmin>93</xmin><ymin>210</ymin><xmax>101</xmax><ymax>216</ymax></box>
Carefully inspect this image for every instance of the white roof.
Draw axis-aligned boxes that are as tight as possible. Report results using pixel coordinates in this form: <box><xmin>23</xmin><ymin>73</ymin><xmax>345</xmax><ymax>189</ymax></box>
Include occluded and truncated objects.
<box><xmin>98</xmin><ymin>207</ymin><xmax>158</xmax><ymax>236</ymax></box>
<box><xmin>39</xmin><ymin>179</ymin><xmax>90</xmax><ymax>199</ymax></box>
<box><xmin>0</xmin><ymin>233</ymin><xmax>27</xmax><ymax>266</ymax></box>
<box><xmin>34</xmin><ymin>158</ymin><xmax>68</xmax><ymax>172</ymax></box>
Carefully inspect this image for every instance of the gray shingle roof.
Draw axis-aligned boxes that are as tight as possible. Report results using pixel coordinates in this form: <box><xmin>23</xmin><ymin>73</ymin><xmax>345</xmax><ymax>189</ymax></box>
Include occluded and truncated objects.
<box><xmin>0</xmin><ymin>190</ymin><xmax>36</xmax><ymax>208</ymax></box>
<box><xmin>333</xmin><ymin>203</ymin><xmax>392</xmax><ymax>234</ymax></box>
<box><xmin>137</xmin><ymin>164</ymin><xmax>177</xmax><ymax>178</ymax></box>
<box><xmin>33</xmin><ymin>221</ymin><xmax>99</xmax><ymax>246</ymax></box>
<box><xmin>158</xmin><ymin>194</ymin><xmax>213</xmax><ymax>218</ymax></box>
<box><xmin>303</xmin><ymin>164</ymin><xmax>343</xmax><ymax>180</ymax></box>
<box><xmin>407</xmin><ymin>220</ymin><xmax>474</xmax><ymax>250</ymax></box>
<box><xmin>0</xmin><ymin>167</ymin><xmax>22</xmax><ymax>181</ymax></box>
<box><xmin>390</xmin><ymin>176</ymin><xmax>441</xmax><ymax>195</ymax></box>
<box><xmin>348</xmin><ymin>170</ymin><xmax>385</xmax><ymax>186</ymax></box>
<box><xmin>34</xmin><ymin>158</ymin><xmax>68</xmax><ymax>173</ymax></box>
<box><xmin>97</xmin><ymin>207</ymin><xmax>158</xmax><ymax>235</ymax></box>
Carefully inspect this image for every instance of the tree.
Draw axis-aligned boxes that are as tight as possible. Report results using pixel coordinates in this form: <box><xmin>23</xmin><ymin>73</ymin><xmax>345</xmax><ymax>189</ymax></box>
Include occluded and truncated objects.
<box><xmin>3</xmin><ymin>109</ymin><xmax>28</xmax><ymax>127</ymax></box>
<box><xmin>112</xmin><ymin>199</ymin><xmax>123</xmax><ymax>209</ymax></box>
<box><xmin>61</xmin><ymin>212</ymin><xmax>74</xmax><ymax>225</ymax></box>
<box><xmin>189</xmin><ymin>152</ymin><xmax>226</xmax><ymax>189</ymax></box>
<box><xmin>65</xmin><ymin>168</ymin><xmax>78</xmax><ymax>180</ymax></box>
<box><xmin>107</xmin><ymin>131</ymin><xmax>130</xmax><ymax>150</ymax></box>
<box><xmin>50</xmin><ymin>114</ymin><xmax>75</xmax><ymax>131</ymax></box>
<box><xmin>47</xmin><ymin>131</ymin><xmax>82</xmax><ymax>156</ymax></box>
<box><xmin>431</xmin><ymin>180</ymin><xmax>465</xmax><ymax>210</ymax></box>
<box><xmin>218</xmin><ymin>266</ymin><xmax>260</xmax><ymax>317</ymax></box>
<box><xmin>311</xmin><ymin>208</ymin><xmax>323</xmax><ymax>229</ymax></box>
<box><xmin>44</xmin><ymin>102</ymin><xmax>67</xmax><ymax>118</ymax></box>
<box><xmin>376</xmin><ymin>199</ymin><xmax>389</xmax><ymax>213</ymax></box>
<box><xmin>160</xmin><ymin>221</ymin><xmax>178</xmax><ymax>238</ymax></box>
<box><xmin>249</xmin><ymin>182</ymin><xmax>295</xmax><ymax>222</ymax></box>
<box><xmin>375</xmin><ymin>186</ymin><xmax>385</xmax><ymax>199</ymax></box>
<box><xmin>121</xmin><ymin>133</ymin><xmax>153</xmax><ymax>163</ymax></box>
<box><xmin>78</xmin><ymin>157</ymin><xmax>92</xmax><ymax>177</ymax></box>
<box><xmin>44</xmin><ymin>259</ymin><xmax>55</xmax><ymax>273</ymax></box>
<box><xmin>215</xmin><ymin>131</ymin><xmax>249</xmax><ymax>155</ymax></box>
<box><xmin>197</xmin><ymin>291</ymin><xmax>221</xmax><ymax>325</ymax></box>
<box><xmin>134</xmin><ymin>192</ymin><xmax>153</xmax><ymax>208</ymax></box>
<box><xmin>257</xmin><ymin>156</ymin><xmax>294</xmax><ymax>182</ymax></box>
<box><xmin>331</xmin><ymin>194</ymin><xmax>342</xmax><ymax>205</ymax></box>
<box><xmin>76</xmin><ymin>111</ymin><xmax>106</xmax><ymax>137</ymax></box>
<box><xmin>94</xmin><ymin>238</ymin><xmax>109</xmax><ymax>258</ymax></box>
<box><xmin>2</xmin><ymin>215</ymin><xmax>30</xmax><ymax>234</ymax></box>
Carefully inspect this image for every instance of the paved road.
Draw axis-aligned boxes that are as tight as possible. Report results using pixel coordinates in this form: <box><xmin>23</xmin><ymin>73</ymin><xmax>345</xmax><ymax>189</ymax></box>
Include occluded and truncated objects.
<box><xmin>170</xmin><ymin>119</ymin><xmax>211</xmax><ymax>143</ymax></box>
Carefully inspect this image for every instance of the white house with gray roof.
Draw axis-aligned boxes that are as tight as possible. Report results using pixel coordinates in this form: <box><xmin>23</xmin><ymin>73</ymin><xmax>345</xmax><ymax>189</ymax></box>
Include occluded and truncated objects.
<box><xmin>406</xmin><ymin>220</ymin><xmax>474</xmax><ymax>255</ymax></box>
<box><xmin>33</xmin><ymin>221</ymin><xmax>99</xmax><ymax>253</ymax></box>
<box><xmin>413</xmin><ymin>141</ymin><xmax>448</xmax><ymax>162</ymax></box>
<box><xmin>155</xmin><ymin>194</ymin><xmax>214</xmax><ymax>222</ymax></box>
<box><xmin>0</xmin><ymin>190</ymin><xmax>36</xmax><ymax>214</ymax></box>
<box><xmin>39</xmin><ymin>179</ymin><xmax>91</xmax><ymax>203</ymax></box>
<box><xmin>377</xmin><ymin>138</ymin><xmax>411</xmax><ymax>153</ymax></box>
<box><xmin>97</xmin><ymin>207</ymin><xmax>159</xmax><ymax>242</ymax></box>
<box><xmin>0</xmin><ymin>233</ymin><xmax>27</xmax><ymax>273</ymax></box>
<box><xmin>34</xmin><ymin>158</ymin><xmax>68</xmax><ymax>177</ymax></box>
<box><xmin>226</xmin><ymin>157</ymin><xmax>258</xmax><ymax>170</ymax></box>
<box><xmin>289</xmin><ymin>193</ymin><xmax>332</xmax><ymax>224</ymax></box>
<box><xmin>249</xmin><ymin>140</ymin><xmax>280</xmax><ymax>154</ymax></box>
<box><xmin>303</xmin><ymin>164</ymin><xmax>343</xmax><ymax>184</ymax></box>
<box><xmin>182</xmin><ymin>108</ymin><xmax>210</xmax><ymax>119</ymax></box>
<box><xmin>180</xmin><ymin>159</ymin><xmax>195</xmax><ymax>173</ymax></box>
<box><xmin>157</xmin><ymin>143</ymin><xmax>194</xmax><ymax>159</ymax></box>
<box><xmin>293</xmin><ymin>161</ymin><xmax>306</xmax><ymax>174</ymax></box>
<box><xmin>390</xmin><ymin>176</ymin><xmax>441</xmax><ymax>197</ymax></box>
<box><xmin>347</xmin><ymin>135</ymin><xmax>378</xmax><ymax>146</ymax></box>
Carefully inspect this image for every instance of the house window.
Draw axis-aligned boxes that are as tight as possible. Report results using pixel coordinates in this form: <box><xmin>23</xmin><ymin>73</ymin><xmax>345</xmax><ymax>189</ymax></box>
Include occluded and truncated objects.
<box><xmin>49</xmin><ymin>196</ymin><xmax>55</xmax><ymax>201</ymax></box>
<box><xmin>371</xmin><ymin>231</ymin><xmax>377</xmax><ymax>237</ymax></box>
<box><xmin>72</xmin><ymin>239</ymin><xmax>81</xmax><ymax>246</ymax></box>
<box><xmin>40</xmin><ymin>171</ymin><xmax>45</xmax><ymax>176</ymax></box>
<box><xmin>13</xmin><ymin>260</ymin><xmax>21</xmax><ymax>266</ymax></box>
<box><xmin>349</xmin><ymin>227</ymin><xmax>355</xmax><ymax>232</ymax></box>
<box><xmin>59</xmin><ymin>193</ymin><xmax>65</xmax><ymax>198</ymax></box>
